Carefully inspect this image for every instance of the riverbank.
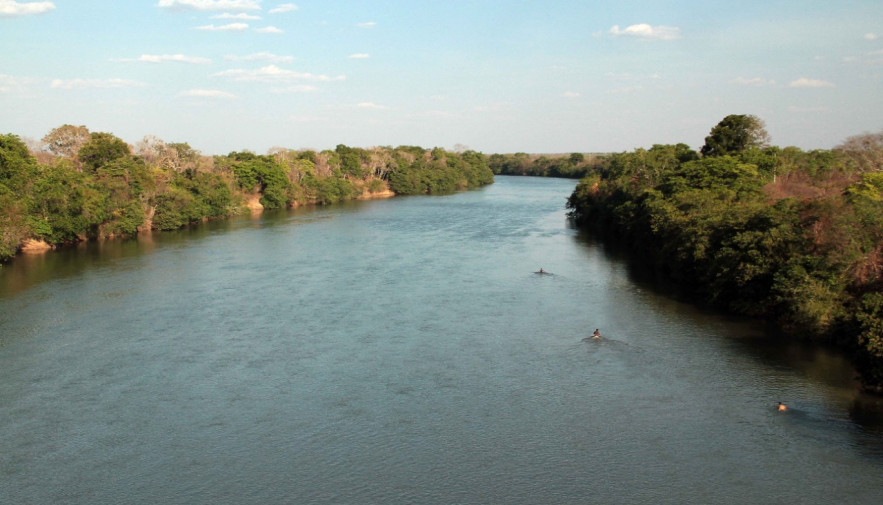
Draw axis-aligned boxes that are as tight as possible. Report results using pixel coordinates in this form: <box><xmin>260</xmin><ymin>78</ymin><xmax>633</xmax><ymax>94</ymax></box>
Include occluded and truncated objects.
<box><xmin>566</xmin><ymin>140</ymin><xmax>883</xmax><ymax>393</ymax></box>
<box><xmin>0</xmin><ymin>131</ymin><xmax>494</xmax><ymax>264</ymax></box>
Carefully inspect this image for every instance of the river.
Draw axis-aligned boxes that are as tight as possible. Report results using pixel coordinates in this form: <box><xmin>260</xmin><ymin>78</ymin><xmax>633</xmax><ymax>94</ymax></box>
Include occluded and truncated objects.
<box><xmin>1</xmin><ymin>176</ymin><xmax>881</xmax><ymax>505</ymax></box>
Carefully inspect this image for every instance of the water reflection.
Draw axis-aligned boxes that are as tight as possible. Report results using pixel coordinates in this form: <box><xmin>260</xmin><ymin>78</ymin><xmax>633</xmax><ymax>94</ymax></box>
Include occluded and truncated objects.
<box><xmin>572</xmin><ymin>223</ymin><xmax>883</xmax><ymax>438</ymax></box>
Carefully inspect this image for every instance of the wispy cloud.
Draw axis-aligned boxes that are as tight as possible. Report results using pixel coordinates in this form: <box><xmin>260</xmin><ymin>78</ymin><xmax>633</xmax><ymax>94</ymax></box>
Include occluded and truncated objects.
<box><xmin>731</xmin><ymin>77</ymin><xmax>776</xmax><ymax>86</ymax></box>
<box><xmin>609</xmin><ymin>23</ymin><xmax>681</xmax><ymax>40</ymax></box>
<box><xmin>788</xmin><ymin>77</ymin><xmax>835</xmax><ymax>88</ymax></box>
<box><xmin>270</xmin><ymin>85</ymin><xmax>317</xmax><ymax>93</ymax></box>
<box><xmin>256</xmin><ymin>26</ymin><xmax>283</xmax><ymax>34</ymax></box>
<box><xmin>50</xmin><ymin>78</ymin><xmax>146</xmax><ymax>90</ymax></box>
<box><xmin>225</xmin><ymin>52</ymin><xmax>293</xmax><ymax>63</ymax></box>
<box><xmin>139</xmin><ymin>54</ymin><xmax>212</xmax><ymax>64</ymax></box>
<box><xmin>356</xmin><ymin>21</ymin><xmax>376</xmax><ymax>28</ymax></box>
<box><xmin>562</xmin><ymin>91</ymin><xmax>581</xmax><ymax>98</ymax></box>
<box><xmin>157</xmin><ymin>0</ymin><xmax>260</xmax><ymax>11</ymax></box>
<box><xmin>0</xmin><ymin>73</ymin><xmax>39</xmax><ymax>93</ymax></box>
<box><xmin>865</xmin><ymin>33</ymin><xmax>880</xmax><ymax>41</ymax></box>
<box><xmin>178</xmin><ymin>89</ymin><xmax>237</xmax><ymax>99</ymax></box>
<box><xmin>195</xmin><ymin>22</ymin><xmax>249</xmax><ymax>32</ymax></box>
<box><xmin>608</xmin><ymin>23</ymin><xmax>681</xmax><ymax>41</ymax></box>
<box><xmin>607</xmin><ymin>85</ymin><xmax>644</xmax><ymax>94</ymax></box>
<box><xmin>348</xmin><ymin>53</ymin><xmax>370</xmax><ymax>59</ymax></box>
<box><xmin>211</xmin><ymin>12</ymin><xmax>260</xmax><ymax>20</ymax></box>
<box><xmin>213</xmin><ymin>65</ymin><xmax>345</xmax><ymax>82</ymax></box>
<box><xmin>357</xmin><ymin>102</ymin><xmax>387</xmax><ymax>110</ymax></box>
<box><xmin>0</xmin><ymin>0</ymin><xmax>55</xmax><ymax>17</ymax></box>
<box><xmin>269</xmin><ymin>3</ymin><xmax>298</xmax><ymax>14</ymax></box>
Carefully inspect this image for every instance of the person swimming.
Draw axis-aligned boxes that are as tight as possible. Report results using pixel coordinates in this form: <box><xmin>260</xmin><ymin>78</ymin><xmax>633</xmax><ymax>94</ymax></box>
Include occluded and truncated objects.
<box><xmin>592</xmin><ymin>329</ymin><xmax>601</xmax><ymax>339</ymax></box>
<box><xmin>777</xmin><ymin>402</ymin><xmax>788</xmax><ymax>412</ymax></box>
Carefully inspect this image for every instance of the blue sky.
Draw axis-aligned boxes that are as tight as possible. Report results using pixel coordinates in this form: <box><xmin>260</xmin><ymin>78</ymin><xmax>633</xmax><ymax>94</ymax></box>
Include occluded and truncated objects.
<box><xmin>1</xmin><ymin>0</ymin><xmax>881</xmax><ymax>155</ymax></box>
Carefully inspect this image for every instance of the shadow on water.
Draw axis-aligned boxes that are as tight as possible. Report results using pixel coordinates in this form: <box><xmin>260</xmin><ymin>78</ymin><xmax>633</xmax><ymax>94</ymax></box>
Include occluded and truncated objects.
<box><xmin>570</xmin><ymin>227</ymin><xmax>883</xmax><ymax>440</ymax></box>
<box><xmin>0</xmin><ymin>205</ymin><xmax>354</xmax><ymax>300</ymax></box>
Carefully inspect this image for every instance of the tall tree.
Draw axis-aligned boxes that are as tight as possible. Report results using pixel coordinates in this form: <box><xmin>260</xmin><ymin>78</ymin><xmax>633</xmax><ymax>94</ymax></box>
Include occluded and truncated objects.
<box><xmin>700</xmin><ymin>114</ymin><xmax>770</xmax><ymax>158</ymax></box>
<box><xmin>78</xmin><ymin>132</ymin><xmax>131</xmax><ymax>173</ymax></box>
<box><xmin>836</xmin><ymin>131</ymin><xmax>883</xmax><ymax>172</ymax></box>
<box><xmin>41</xmin><ymin>124</ymin><xmax>90</xmax><ymax>161</ymax></box>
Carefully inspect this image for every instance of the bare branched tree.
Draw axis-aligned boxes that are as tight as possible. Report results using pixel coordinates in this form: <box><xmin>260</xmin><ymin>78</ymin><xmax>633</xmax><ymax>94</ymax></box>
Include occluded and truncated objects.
<box><xmin>837</xmin><ymin>131</ymin><xmax>883</xmax><ymax>172</ymax></box>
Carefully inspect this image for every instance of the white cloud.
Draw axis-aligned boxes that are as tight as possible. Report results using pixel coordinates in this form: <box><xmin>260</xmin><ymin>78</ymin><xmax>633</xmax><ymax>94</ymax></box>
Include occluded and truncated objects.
<box><xmin>178</xmin><ymin>89</ymin><xmax>237</xmax><ymax>99</ymax></box>
<box><xmin>348</xmin><ymin>53</ymin><xmax>370</xmax><ymax>59</ymax></box>
<box><xmin>225</xmin><ymin>52</ymin><xmax>294</xmax><ymax>63</ymax></box>
<box><xmin>788</xmin><ymin>77</ymin><xmax>835</xmax><ymax>88</ymax></box>
<box><xmin>607</xmin><ymin>85</ymin><xmax>644</xmax><ymax>94</ymax></box>
<box><xmin>0</xmin><ymin>73</ymin><xmax>39</xmax><ymax>93</ymax></box>
<box><xmin>0</xmin><ymin>0</ymin><xmax>54</xmax><ymax>17</ymax></box>
<box><xmin>139</xmin><ymin>54</ymin><xmax>211</xmax><ymax>64</ymax></box>
<box><xmin>865</xmin><ymin>33</ymin><xmax>879</xmax><ymax>41</ymax></box>
<box><xmin>356</xmin><ymin>21</ymin><xmax>376</xmax><ymax>28</ymax></box>
<box><xmin>270</xmin><ymin>85</ymin><xmax>317</xmax><ymax>93</ymax></box>
<box><xmin>256</xmin><ymin>26</ymin><xmax>283</xmax><ymax>34</ymax></box>
<box><xmin>357</xmin><ymin>102</ymin><xmax>387</xmax><ymax>110</ymax></box>
<box><xmin>269</xmin><ymin>3</ymin><xmax>297</xmax><ymax>14</ymax></box>
<box><xmin>50</xmin><ymin>78</ymin><xmax>145</xmax><ymax>90</ymax></box>
<box><xmin>562</xmin><ymin>91</ymin><xmax>581</xmax><ymax>98</ymax></box>
<box><xmin>608</xmin><ymin>23</ymin><xmax>681</xmax><ymax>40</ymax></box>
<box><xmin>731</xmin><ymin>77</ymin><xmax>775</xmax><ymax>86</ymax></box>
<box><xmin>213</xmin><ymin>65</ymin><xmax>345</xmax><ymax>82</ymax></box>
<box><xmin>195</xmin><ymin>22</ymin><xmax>249</xmax><ymax>31</ymax></box>
<box><xmin>157</xmin><ymin>0</ymin><xmax>259</xmax><ymax>11</ymax></box>
<box><xmin>211</xmin><ymin>12</ymin><xmax>260</xmax><ymax>20</ymax></box>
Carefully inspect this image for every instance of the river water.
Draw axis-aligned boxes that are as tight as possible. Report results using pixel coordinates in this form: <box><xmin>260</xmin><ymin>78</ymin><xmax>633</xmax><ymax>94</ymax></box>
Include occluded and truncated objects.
<box><xmin>1</xmin><ymin>176</ymin><xmax>882</xmax><ymax>505</ymax></box>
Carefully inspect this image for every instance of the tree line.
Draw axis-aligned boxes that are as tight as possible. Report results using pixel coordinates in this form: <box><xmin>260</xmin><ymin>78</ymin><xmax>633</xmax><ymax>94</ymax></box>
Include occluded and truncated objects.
<box><xmin>487</xmin><ymin>151</ymin><xmax>603</xmax><ymax>178</ymax></box>
<box><xmin>566</xmin><ymin>114</ymin><xmax>883</xmax><ymax>393</ymax></box>
<box><xmin>0</xmin><ymin>125</ymin><xmax>494</xmax><ymax>262</ymax></box>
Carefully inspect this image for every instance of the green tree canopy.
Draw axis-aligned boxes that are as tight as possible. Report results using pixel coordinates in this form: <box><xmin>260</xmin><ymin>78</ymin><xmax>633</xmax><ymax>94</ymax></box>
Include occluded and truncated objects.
<box><xmin>700</xmin><ymin>114</ymin><xmax>770</xmax><ymax>158</ymax></box>
<box><xmin>78</xmin><ymin>132</ymin><xmax>132</xmax><ymax>173</ymax></box>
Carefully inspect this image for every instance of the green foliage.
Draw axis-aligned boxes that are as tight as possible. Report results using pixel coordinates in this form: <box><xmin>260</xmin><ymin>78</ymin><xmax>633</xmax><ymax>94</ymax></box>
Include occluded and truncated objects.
<box><xmin>2</xmin><ymin>127</ymin><xmax>494</xmax><ymax>266</ymax></box>
<box><xmin>487</xmin><ymin>151</ymin><xmax>602</xmax><ymax>178</ymax></box>
<box><xmin>152</xmin><ymin>172</ymin><xmax>237</xmax><ymax>230</ymax></box>
<box><xmin>302</xmin><ymin>175</ymin><xmax>356</xmax><ymax>204</ymax></box>
<box><xmin>0</xmin><ymin>188</ymin><xmax>29</xmax><ymax>261</ymax></box>
<box><xmin>387</xmin><ymin>147</ymin><xmax>494</xmax><ymax>195</ymax></box>
<box><xmin>227</xmin><ymin>154</ymin><xmax>291</xmax><ymax>209</ymax></box>
<box><xmin>78</xmin><ymin>132</ymin><xmax>132</xmax><ymax>173</ymax></box>
<box><xmin>152</xmin><ymin>186</ymin><xmax>200</xmax><ymax>230</ymax></box>
<box><xmin>700</xmin><ymin>114</ymin><xmax>770</xmax><ymax>157</ymax></box>
<box><xmin>336</xmin><ymin>144</ymin><xmax>368</xmax><ymax>179</ymax></box>
<box><xmin>854</xmin><ymin>293</ymin><xmax>883</xmax><ymax>390</ymax></box>
<box><xmin>0</xmin><ymin>134</ymin><xmax>39</xmax><ymax>191</ymax></box>
<box><xmin>28</xmin><ymin>164</ymin><xmax>97</xmax><ymax>243</ymax></box>
<box><xmin>567</xmin><ymin>115</ymin><xmax>883</xmax><ymax>392</ymax></box>
<box><xmin>846</xmin><ymin>172</ymin><xmax>883</xmax><ymax>203</ymax></box>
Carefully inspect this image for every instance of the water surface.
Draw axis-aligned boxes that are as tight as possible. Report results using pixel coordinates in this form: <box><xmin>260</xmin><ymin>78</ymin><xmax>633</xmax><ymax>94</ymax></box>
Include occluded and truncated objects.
<box><xmin>1</xmin><ymin>176</ymin><xmax>882</xmax><ymax>504</ymax></box>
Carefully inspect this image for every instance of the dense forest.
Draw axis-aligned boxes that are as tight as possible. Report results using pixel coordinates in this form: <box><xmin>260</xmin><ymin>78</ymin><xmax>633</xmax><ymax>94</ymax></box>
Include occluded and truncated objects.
<box><xmin>567</xmin><ymin>115</ymin><xmax>883</xmax><ymax>393</ymax></box>
<box><xmin>486</xmin><ymin>151</ymin><xmax>603</xmax><ymax>178</ymax></box>
<box><xmin>0</xmin><ymin>125</ymin><xmax>494</xmax><ymax>262</ymax></box>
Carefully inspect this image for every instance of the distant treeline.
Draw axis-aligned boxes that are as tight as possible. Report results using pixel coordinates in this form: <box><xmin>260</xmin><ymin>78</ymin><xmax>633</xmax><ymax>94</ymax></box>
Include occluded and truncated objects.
<box><xmin>0</xmin><ymin>125</ymin><xmax>493</xmax><ymax>262</ymax></box>
<box><xmin>566</xmin><ymin>115</ymin><xmax>883</xmax><ymax>393</ymax></box>
<box><xmin>487</xmin><ymin>152</ymin><xmax>605</xmax><ymax>178</ymax></box>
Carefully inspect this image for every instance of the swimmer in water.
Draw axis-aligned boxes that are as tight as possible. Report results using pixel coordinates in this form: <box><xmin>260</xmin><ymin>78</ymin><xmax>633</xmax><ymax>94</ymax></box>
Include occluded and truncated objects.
<box><xmin>592</xmin><ymin>329</ymin><xmax>601</xmax><ymax>339</ymax></box>
<box><xmin>777</xmin><ymin>402</ymin><xmax>788</xmax><ymax>412</ymax></box>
